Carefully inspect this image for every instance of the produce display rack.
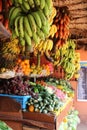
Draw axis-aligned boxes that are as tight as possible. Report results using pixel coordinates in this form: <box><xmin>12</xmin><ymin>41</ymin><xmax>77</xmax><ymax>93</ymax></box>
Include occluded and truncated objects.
<box><xmin>0</xmin><ymin>1</ymin><xmax>77</xmax><ymax>130</ymax></box>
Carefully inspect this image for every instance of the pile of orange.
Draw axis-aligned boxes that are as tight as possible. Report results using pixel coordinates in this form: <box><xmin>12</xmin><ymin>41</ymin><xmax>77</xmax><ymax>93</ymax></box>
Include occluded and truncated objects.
<box><xmin>15</xmin><ymin>58</ymin><xmax>31</xmax><ymax>75</ymax></box>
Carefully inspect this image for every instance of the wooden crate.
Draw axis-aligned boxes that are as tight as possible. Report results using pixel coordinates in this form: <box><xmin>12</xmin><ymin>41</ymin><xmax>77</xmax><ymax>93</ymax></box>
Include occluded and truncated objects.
<box><xmin>23</xmin><ymin>99</ymin><xmax>73</xmax><ymax>130</ymax></box>
<box><xmin>0</xmin><ymin>96</ymin><xmax>22</xmax><ymax>130</ymax></box>
<box><xmin>0</xmin><ymin>111</ymin><xmax>22</xmax><ymax>130</ymax></box>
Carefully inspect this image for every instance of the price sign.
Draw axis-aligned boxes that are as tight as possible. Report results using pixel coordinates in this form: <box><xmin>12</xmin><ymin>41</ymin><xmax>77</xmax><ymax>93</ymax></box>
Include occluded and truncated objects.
<box><xmin>77</xmin><ymin>61</ymin><xmax>87</xmax><ymax>101</ymax></box>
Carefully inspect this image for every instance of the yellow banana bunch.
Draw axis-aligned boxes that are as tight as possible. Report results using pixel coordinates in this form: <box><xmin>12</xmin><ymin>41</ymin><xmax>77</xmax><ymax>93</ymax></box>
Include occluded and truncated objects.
<box><xmin>33</xmin><ymin>39</ymin><xmax>53</xmax><ymax>53</ymax></box>
<box><xmin>45</xmin><ymin>39</ymin><xmax>53</xmax><ymax>51</ymax></box>
<box><xmin>1</xmin><ymin>38</ymin><xmax>20</xmax><ymax>60</ymax></box>
<box><xmin>49</xmin><ymin>24</ymin><xmax>57</xmax><ymax>38</ymax></box>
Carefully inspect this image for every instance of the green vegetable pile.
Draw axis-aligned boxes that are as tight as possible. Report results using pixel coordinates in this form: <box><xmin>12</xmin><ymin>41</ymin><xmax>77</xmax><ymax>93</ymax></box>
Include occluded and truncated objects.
<box><xmin>0</xmin><ymin>120</ymin><xmax>13</xmax><ymax>130</ymax></box>
<box><xmin>45</xmin><ymin>78</ymin><xmax>74</xmax><ymax>96</ymax></box>
<box><xmin>27</xmin><ymin>83</ymin><xmax>64</xmax><ymax>114</ymax></box>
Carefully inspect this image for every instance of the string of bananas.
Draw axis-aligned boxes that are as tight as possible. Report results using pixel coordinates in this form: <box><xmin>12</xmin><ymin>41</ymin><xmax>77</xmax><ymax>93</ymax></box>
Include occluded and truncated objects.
<box><xmin>9</xmin><ymin>0</ymin><xmax>55</xmax><ymax>54</ymax></box>
<box><xmin>11</xmin><ymin>0</ymin><xmax>53</xmax><ymax>11</ymax></box>
<box><xmin>33</xmin><ymin>39</ymin><xmax>53</xmax><ymax>55</ymax></box>
<box><xmin>52</xmin><ymin>39</ymin><xmax>80</xmax><ymax>80</ymax></box>
<box><xmin>0</xmin><ymin>38</ymin><xmax>20</xmax><ymax>60</ymax></box>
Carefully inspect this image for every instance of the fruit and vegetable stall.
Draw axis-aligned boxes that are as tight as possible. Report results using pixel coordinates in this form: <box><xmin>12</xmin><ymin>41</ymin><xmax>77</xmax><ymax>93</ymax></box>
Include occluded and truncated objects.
<box><xmin>0</xmin><ymin>0</ymin><xmax>86</xmax><ymax>129</ymax></box>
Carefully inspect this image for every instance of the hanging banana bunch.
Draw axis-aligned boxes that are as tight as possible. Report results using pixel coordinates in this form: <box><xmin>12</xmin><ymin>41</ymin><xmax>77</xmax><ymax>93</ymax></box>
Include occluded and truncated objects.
<box><xmin>8</xmin><ymin>0</ymin><xmax>55</xmax><ymax>55</ymax></box>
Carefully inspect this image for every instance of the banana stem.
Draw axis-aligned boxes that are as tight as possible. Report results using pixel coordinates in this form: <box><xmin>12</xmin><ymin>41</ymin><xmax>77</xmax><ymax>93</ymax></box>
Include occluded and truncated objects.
<box><xmin>37</xmin><ymin>52</ymin><xmax>41</xmax><ymax>67</ymax></box>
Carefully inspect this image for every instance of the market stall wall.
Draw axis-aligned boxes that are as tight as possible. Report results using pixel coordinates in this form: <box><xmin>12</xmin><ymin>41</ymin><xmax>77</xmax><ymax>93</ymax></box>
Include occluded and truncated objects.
<box><xmin>71</xmin><ymin>49</ymin><xmax>87</xmax><ymax>122</ymax></box>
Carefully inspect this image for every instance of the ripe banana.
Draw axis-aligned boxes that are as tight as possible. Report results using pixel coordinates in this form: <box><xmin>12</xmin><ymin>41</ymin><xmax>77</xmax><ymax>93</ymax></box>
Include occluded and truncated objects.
<box><xmin>31</xmin><ymin>12</ymin><xmax>42</xmax><ymax>28</ymax></box>
<box><xmin>28</xmin><ymin>14</ymin><xmax>37</xmax><ymax>33</ymax></box>
<box><xmin>23</xmin><ymin>16</ymin><xmax>32</xmax><ymax>37</ymax></box>
<box><xmin>43</xmin><ymin>40</ymin><xmax>48</xmax><ymax>52</ymax></box>
<box><xmin>37</xmin><ymin>41</ymin><xmax>44</xmax><ymax>52</ymax></box>
<box><xmin>49</xmin><ymin>24</ymin><xmax>57</xmax><ymax>38</ymax></box>
<box><xmin>46</xmin><ymin>39</ymin><xmax>53</xmax><ymax>51</ymax></box>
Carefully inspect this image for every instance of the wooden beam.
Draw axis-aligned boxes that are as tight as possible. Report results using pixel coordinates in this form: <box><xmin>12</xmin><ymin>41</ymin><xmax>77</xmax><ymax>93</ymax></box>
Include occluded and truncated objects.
<box><xmin>70</xmin><ymin>17</ymin><xmax>87</xmax><ymax>23</ymax></box>
<box><xmin>55</xmin><ymin>0</ymin><xmax>87</xmax><ymax>7</ymax></box>
<box><xmin>69</xmin><ymin>23</ymin><xmax>87</xmax><ymax>29</ymax></box>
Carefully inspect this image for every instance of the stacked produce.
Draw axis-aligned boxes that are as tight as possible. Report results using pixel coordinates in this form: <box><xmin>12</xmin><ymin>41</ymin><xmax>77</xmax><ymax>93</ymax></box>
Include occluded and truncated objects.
<box><xmin>30</xmin><ymin>63</ymin><xmax>53</xmax><ymax>77</ymax></box>
<box><xmin>26</xmin><ymin>77</ymin><xmax>74</xmax><ymax>114</ymax></box>
<box><xmin>15</xmin><ymin>58</ymin><xmax>31</xmax><ymax>75</ymax></box>
<box><xmin>59</xmin><ymin>109</ymin><xmax>80</xmax><ymax>130</ymax></box>
<box><xmin>27</xmin><ymin>82</ymin><xmax>64</xmax><ymax>114</ymax></box>
<box><xmin>0</xmin><ymin>75</ymin><xmax>74</xmax><ymax>114</ymax></box>
<box><xmin>8</xmin><ymin>0</ymin><xmax>54</xmax><ymax>52</ymax></box>
<box><xmin>45</xmin><ymin>78</ymin><xmax>74</xmax><ymax>98</ymax></box>
<box><xmin>0</xmin><ymin>76</ymin><xmax>37</xmax><ymax>96</ymax></box>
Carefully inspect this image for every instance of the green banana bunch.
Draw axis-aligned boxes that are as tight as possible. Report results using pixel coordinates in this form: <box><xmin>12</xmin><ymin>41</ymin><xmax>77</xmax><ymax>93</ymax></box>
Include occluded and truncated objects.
<box><xmin>37</xmin><ymin>9</ymin><xmax>47</xmax><ymax>26</ymax></box>
<box><xmin>23</xmin><ymin>16</ymin><xmax>32</xmax><ymax>37</ymax></box>
<box><xmin>9</xmin><ymin>7</ymin><xmax>22</xmax><ymax>28</ymax></box>
<box><xmin>12</xmin><ymin>0</ymin><xmax>22</xmax><ymax>6</ymax></box>
<box><xmin>43</xmin><ymin>2</ymin><xmax>50</xmax><ymax>18</ymax></box>
<box><xmin>33</xmin><ymin>0</ymin><xmax>40</xmax><ymax>7</ymax></box>
<box><xmin>8</xmin><ymin>0</ymin><xmax>54</xmax><ymax>55</ymax></box>
<box><xmin>22</xmin><ymin>0</ymin><xmax>30</xmax><ymax>11</ymax></box>
<box><xmin>28</xmin><ymin>14</ymin><xmax>37</xmax><ymax>33</ymax></box>
<box><xmin>28</xmin><ymin>0</ymin><xmax>35</xmax><ymax>8</ymax></box>
<box><xmin>31</xmin><ymin>12</ymin><xmax>42</xmax><ymax>28</ymax></box>
<box><xmin>40</xmin><ymin>0</ymin><xmax>45</xmax><ymax>9</ymax></box>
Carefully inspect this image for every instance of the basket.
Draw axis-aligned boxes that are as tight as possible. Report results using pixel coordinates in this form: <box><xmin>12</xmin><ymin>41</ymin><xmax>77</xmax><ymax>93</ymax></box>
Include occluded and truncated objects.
<box><xmin>0</xmin><ymin>94</ymin><xmax>31</xmax><ymax>110</ymax></box>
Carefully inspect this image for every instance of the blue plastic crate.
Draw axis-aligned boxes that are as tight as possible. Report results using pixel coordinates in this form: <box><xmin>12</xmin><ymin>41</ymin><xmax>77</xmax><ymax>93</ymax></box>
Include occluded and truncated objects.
<box><xmin>0</xmin><ymin>94</ymin><xmax>31</xmax><ymax>109</ymax></box>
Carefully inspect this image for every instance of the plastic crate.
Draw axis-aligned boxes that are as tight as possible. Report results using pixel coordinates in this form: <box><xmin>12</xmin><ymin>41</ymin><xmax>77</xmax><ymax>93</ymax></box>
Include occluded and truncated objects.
<box><xmin>0</xmin><ymin>94</ymin><xmax>31</xmax><ymax>109</ymax></box>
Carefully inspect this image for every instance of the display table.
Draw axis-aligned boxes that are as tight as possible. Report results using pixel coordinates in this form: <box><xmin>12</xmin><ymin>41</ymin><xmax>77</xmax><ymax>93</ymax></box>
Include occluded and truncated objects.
<box><xmin>23</xmin><ymin>98</ymin><xmax>73</xmax><ymax>130</ymax></box>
